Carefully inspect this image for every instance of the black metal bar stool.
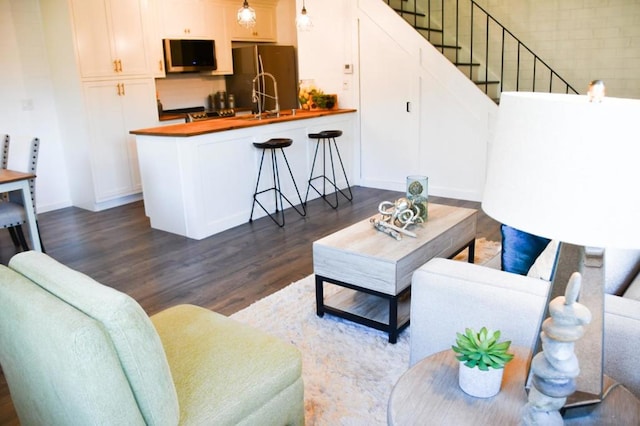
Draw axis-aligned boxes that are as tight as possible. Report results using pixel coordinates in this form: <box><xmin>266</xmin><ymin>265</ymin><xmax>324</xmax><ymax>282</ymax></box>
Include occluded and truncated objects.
<box><xmin>249</xmin><ymin>138</ymin><xmax>306</xmax><ymax>227</ymax></box>
<box><xmin>304</xmin><ymin>130</ymin><xmax>353</xmax><ymax>209</ymax></box>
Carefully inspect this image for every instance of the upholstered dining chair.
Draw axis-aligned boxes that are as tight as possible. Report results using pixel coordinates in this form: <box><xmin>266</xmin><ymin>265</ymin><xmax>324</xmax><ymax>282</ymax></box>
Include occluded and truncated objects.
<box><xmin>0</xmin><ymin>137</ymin><xmax>45</xmax><ymax>252</ymax></box>
<box><xmin>1</xmin><ymin>134</ymin><xmax>9</xmax><ymax>170</ymax></box>
<box><xmin>1</xmin><ymin>134</ymin><xmax>21</xmax><ymax>247</ymax></box>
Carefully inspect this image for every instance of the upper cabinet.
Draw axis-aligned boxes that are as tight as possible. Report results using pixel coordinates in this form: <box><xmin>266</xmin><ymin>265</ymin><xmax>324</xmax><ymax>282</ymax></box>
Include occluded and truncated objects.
<box><xmin>70</xmin><ymin>0</ymin><xmax>151</xmax><ymax>79</ymax></box>
<box><xmin>159</xmin><ymin>0</ymin><xmax>210</xmax><ymax>38</ymax></box>
<box><xmin>155</xmin><ymin>0</ymin><xmax>246</xmax><ymax>75</ymax></box>
<box><xmin>147</xmin><ymin>0</ymin><xmax>166</xmax><ymax>77</ymax></box>
<box><xmin>207</xmin><ymin>1</ymin><xmax>233</xmax><ymax>74</ymax></box>
<box><xmin>225</xmin><ymin>1</ymin><xmax>277</xmax><ymax>42</ymax></box>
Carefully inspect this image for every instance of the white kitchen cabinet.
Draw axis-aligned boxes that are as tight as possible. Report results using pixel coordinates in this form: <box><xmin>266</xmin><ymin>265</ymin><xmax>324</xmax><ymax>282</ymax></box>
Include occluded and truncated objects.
<box><xmin>204</xmin><ymin>1</ymin><xmax>233</xmax><ymax>75</ymax></box>
<box><xmin>225</xmin><ymin>0</ymin><xmax>277</xmax><ymax>42</ymax></box>
<box><xmin>155</xmin><ymin>0</ymin><xmax>233</xmax><ymax>75</ymax></box>
<box><xmin>148</xmin><ymin>39</ymin><xmax>166</xmax><ymax>78</ymax></box>
<box><xmin>69</xmin><ymin>0</ymin><xmax>151</xmax><ymax>79</ymax></box>
<box><xmin>135</xmin><ymin>112</ymin><xmax>356</xmax><ymax>239</ymax></box>
<box><xmin>159</xmin><ymin>0</ymin><xmax>210</xmax><ymax>38</ymax></box>
<box><xmin>82</xmin><ymin>79</ymin><xmax>158</xmax><ymax>202</ymax></box>
<box><xmin>210</xmin><ymin>35</ymin><xmax>233</xmax><ymax>76</ymax></box>
<box><xmin>40</xmin><ymin>0</ymin><xmax>159</xmax><ymax>210</ymax></box>
<box><xmin>147</xmin><ymin>0</ymin><xmax>167</xmax><ymax>77</ymax></box>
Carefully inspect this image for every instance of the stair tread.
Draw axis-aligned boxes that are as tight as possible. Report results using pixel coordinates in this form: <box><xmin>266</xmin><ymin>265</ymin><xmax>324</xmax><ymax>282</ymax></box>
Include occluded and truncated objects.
<box><xmin>393</xmin><ymin>9</ymin><xmax>426</xmax><ymax>18</ymax></box>
<box><xmin>414</xmin><ymin>26</ymin><xmax>443</xmax><ymax>33</ymax></box>
<box><xmin>432</xmin><ymin>43</ymin><xmax>461</xmax><ymax>50</ymax></box>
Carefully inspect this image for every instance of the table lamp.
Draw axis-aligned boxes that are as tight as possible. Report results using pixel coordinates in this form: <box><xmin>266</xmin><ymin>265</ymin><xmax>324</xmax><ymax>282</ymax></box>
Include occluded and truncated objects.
<box><xmin>482</xmin><ymin>91</ymin><xmax>640</xmax><ymax>409</ymax></box>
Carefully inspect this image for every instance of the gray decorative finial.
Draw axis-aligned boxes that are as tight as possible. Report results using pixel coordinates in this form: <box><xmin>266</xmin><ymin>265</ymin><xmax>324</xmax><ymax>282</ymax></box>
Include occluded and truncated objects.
<box><xmin>588</xmin><ymin>80</ymin><xmax>605</xmax><ymax>102</ymax></box>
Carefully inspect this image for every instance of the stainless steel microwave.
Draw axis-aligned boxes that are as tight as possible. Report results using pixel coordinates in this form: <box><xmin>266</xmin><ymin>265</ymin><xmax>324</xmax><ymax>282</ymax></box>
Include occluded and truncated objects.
<box><xmin>163</xmin><ymin>39</ymin><xmax>217</xmax><ymax>73</ymax></box>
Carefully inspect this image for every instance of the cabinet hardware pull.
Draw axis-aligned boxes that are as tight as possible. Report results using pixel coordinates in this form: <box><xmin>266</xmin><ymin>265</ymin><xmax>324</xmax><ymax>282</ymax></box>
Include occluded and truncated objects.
<box><xmin>121</xmin><ymin>83</ymin><xmax>125</xmax><ymax>96</ymax></box>
<box><xmin>118</xmin><ymin>59</ymin><xmax>123</xmax><ymax>72</ymax></box>
<box><xmin>116</xmin><ymin>83</ymin><xmax>121</xmax><ymax>96</ymax></box>
<box><xmin>406</xmin><ymin>102</ymin><xmax>411</xmax><ymax>112</ymax></box>
<box><xmin>159</xmin><ymin>60</ymin><xmax>163</xmax><ymax>71</ymax></box>
<box><xmin>113</xmin><ymin>60</ymin><xmax>118</xmax><ymax>72</ymax></box>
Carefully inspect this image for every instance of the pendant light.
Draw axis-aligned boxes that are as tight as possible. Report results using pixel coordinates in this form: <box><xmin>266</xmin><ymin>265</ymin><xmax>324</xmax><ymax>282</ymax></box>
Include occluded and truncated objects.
<box><xmin>237</xmin><ymin>0</ymin><xmax>256</xmax><ymax>28</ymax></box>
<box><xmin>296</xmin><ymin>0</ymin><xmax>312</xmax><ymax>31</ymax></box>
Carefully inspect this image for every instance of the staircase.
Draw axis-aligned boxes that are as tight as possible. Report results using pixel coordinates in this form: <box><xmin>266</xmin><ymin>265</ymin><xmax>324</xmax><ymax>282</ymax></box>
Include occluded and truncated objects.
<box><xmin>384</xmin><ymin>0</ymin><xmax>578</xmax><ymax>102</ymax></box>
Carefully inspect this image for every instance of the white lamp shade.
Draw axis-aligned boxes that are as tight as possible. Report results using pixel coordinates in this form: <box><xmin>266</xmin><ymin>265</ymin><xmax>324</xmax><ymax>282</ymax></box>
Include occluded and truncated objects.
<box><xmin>482</xmin><ymin>92</ymin><xmax>640</xmax><ymax>249</ymax></box>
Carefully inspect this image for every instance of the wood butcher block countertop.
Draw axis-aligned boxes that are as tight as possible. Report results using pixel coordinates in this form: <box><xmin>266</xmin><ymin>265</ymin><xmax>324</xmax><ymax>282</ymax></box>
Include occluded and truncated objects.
<box><xmin>130</xmin><ymin>108</ymin><xmax>357</xmax><ymax>137</ymax></box>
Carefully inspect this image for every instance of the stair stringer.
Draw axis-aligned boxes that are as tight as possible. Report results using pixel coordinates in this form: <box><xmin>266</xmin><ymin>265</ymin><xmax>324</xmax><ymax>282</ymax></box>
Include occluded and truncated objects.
<box><xmin>389</xmin><ymin>0</ymin><xmax>504</xmax><ymax>100</ymax></box>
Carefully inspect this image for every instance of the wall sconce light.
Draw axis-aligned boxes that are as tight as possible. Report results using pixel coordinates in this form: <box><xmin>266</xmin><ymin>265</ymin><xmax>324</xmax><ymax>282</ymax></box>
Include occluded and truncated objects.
<box><xmin>237</xmin><ymin>0</ymin><xmax>256</xmax><ymax>28</ymax></box>
<box><xmin>296</xmin><ymin>0</ymin><xmax>312</xmax><ymax>31</ymax></box>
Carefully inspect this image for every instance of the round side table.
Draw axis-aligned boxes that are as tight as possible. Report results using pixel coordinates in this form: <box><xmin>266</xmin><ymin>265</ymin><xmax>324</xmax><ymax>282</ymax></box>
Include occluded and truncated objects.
<box><xmin>388</xmin><ymin>347</ymin><xmax>529</xmax><ymax>425</ymax></box>
<box><xmin>388</xmin><ymin>347</ymin><xmax>640</xmax><ymax>425</ymax></box>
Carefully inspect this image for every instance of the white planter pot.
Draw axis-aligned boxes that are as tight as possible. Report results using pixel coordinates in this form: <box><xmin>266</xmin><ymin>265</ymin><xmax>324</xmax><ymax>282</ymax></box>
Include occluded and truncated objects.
<box><xmin>458</xmin><ymin>362</ymin><xmax>504</xmax><ymax>398</ymax></box>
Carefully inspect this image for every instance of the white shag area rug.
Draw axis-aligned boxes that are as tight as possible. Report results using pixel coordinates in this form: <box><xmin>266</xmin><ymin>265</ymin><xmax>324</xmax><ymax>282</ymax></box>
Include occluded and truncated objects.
<box><xmin>230</xmin><ymin>238</ymin><xmax>501</xmax><ymax>426</ymax></box>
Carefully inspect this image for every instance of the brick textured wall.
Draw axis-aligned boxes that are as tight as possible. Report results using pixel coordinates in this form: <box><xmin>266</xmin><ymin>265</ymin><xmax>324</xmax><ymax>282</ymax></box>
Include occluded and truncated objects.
<box><xmin>476</xmin><ymin>0</ymin><xmax>640</xmax><ymax>99</ymax></box>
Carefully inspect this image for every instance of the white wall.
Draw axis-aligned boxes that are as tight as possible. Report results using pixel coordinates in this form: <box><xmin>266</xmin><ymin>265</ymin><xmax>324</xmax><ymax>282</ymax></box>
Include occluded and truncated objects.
<box><xmin>295</xmin><ymin>0</ymin><xmax>361</xmax><ymax>191</ymax></box>
<box><xmin>296</xmin><ymin>0</ymin><xmax>358</xmax><ymax>109</ymax></box>
<box><xmin>0</xmin><ymin>0</ymin><xmax>72</xmax><ymax>212</ymax></box>
<box><xmin>297</xmin><ymin>0</ymin><xmax>496</xmax><ymax>201</ymax></box>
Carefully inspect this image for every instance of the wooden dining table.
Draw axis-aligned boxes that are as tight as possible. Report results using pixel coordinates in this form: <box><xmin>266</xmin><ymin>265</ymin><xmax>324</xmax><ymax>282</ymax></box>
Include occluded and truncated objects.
<box><xmin>0</xmin><ymin>169</ymin><xmax>42</xmax><ymax>252</ymax></box>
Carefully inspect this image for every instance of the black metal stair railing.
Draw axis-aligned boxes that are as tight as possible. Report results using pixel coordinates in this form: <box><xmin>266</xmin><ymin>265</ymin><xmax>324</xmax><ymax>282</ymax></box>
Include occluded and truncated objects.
<box><xmin>384</xmin><ymin>0</ymin><xmax>579</xmax><ymax>102</ymax></box>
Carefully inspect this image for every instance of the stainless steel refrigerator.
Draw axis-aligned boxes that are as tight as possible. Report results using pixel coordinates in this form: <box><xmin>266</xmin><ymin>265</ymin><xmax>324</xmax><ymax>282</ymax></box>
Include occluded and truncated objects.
<box><xmin>225</xmin><ymin>45</ymin><xmax>299</xmax><ymax>112</ymax></box>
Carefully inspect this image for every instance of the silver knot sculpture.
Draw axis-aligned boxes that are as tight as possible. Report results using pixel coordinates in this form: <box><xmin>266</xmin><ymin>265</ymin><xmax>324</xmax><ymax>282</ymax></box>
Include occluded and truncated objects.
<box><xmin>370</xmin><ymin>197</ymin><xmax>423</xmax><ymax>240</ymax></box>
<box><xmin>523</xmin><ymin>272</ymin><xmax>592</xmax><ymax>425</ymax></box>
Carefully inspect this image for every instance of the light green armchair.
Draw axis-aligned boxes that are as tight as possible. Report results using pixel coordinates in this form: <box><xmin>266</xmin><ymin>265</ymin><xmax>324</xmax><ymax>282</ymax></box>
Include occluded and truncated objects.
<box><xmin>0</xmin><ymin>251</ymin><xmax>304</xmax><ymax>425</ymax></box>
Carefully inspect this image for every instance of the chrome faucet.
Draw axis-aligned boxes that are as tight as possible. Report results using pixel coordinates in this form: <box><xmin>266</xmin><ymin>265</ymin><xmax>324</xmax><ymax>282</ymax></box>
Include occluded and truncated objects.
<box><xmin>251</xmin><ymin>72</ymin><xmax>280</xmax><ymax>119</ymax></box>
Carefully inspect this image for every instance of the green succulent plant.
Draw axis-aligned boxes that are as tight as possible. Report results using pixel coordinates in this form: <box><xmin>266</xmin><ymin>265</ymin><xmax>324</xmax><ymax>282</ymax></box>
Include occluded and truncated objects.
<box><xmin>452</xmin><ymin>327</ymin><xmax>514</xmax><ymax>371</ymax></box>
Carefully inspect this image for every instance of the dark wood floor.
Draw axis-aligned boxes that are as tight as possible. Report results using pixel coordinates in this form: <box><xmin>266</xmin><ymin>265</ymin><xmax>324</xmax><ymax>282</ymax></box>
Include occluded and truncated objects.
<box><xmin>0</xmin><ymin>186</ymin><xmax>500</xmax><ymax>425</ymax></box>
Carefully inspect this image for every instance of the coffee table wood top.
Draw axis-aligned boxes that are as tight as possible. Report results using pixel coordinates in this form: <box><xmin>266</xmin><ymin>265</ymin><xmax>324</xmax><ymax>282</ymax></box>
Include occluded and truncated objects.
<box><xmin>313</xmin><ymin>203</ymin><xmax>477</xmax><ymax>295</ymax></box>
<box><xmin>314</xmin><ymin>203</ymin><xmax>476</xmax><ymax>260</ymax></box>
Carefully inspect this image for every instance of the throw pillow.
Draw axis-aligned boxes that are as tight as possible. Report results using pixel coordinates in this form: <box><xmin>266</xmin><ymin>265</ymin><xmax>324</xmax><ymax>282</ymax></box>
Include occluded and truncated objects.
<box><xmin>527</xmin><ymin>240</ymin><xmax>559</xmax><ymax>281</ymax></box>
<box><xmin>501</xmin><ymin>224</ymin><xmax>551</xmax><ymax>276</ymax></box>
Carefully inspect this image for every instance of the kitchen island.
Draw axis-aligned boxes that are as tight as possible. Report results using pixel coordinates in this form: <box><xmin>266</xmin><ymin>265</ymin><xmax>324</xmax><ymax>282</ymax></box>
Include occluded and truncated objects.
<box><xmin>131</xmin><ymin>109</ymin><xmax>357</xmax><ymax>239</ymax></box>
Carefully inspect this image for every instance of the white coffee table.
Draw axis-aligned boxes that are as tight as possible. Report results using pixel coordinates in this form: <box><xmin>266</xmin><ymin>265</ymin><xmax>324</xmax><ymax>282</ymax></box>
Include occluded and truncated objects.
<box><xmin>313</xmin><ymin>203</ymin><xmax>477</xmax><ymax>343</ymax></box>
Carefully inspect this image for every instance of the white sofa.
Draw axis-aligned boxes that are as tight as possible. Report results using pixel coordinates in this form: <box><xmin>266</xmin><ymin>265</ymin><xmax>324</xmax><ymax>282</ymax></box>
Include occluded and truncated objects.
<box><xmin>409</xmin><ymin>245</ymin><xmax>640</xmax><ymax>398</ymax></box>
